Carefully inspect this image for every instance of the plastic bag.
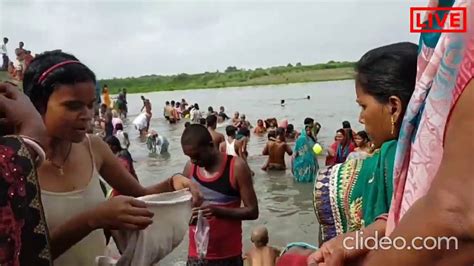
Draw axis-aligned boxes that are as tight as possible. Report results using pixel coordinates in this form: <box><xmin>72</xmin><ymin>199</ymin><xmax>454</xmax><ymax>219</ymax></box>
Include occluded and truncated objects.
<box><xmin>194</xmin><ymin>209</ymin><xmax>210</xmax><ymax>259</ymax></box>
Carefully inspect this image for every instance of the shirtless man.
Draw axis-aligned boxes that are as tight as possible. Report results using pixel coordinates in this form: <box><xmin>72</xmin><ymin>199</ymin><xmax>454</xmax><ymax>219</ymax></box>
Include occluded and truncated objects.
<box><xmin>217</xmin><ymin>106</ymin><xmax>230</xmax><ymax>123</ymax></box>
<box><xmin>220</xmin><ymin>125</ymin><xmax>243</xmax><ymax>158</ymax></box>
<box><xmin>141</xmin><ymin>98</ymin><xmax>152</xmax><ymax>131</ymax></box>
<box><xmin>245</xmin><ymin>226</ymin><xmax>280</xmax><ymax>266</ymax></box>
<box><xmin>207</xmin><ymin>115</ymin><xmax>225</xmax><ymax>149</ymax></box>
<box><xmin>254</xmin><ymin>119</ymin><xmax>267</xmax><ymax>134</ymax></box>
<box><xmin>262</xmin><ymin>128</ymin><xmax>292</xmax><ymax>171</ymax></box>
<box><xmin>232</xmin><ymin>112</ymin><xmax>241</xmax><ymax>127</ymax></box>
<box><xmin>169</xmin><ymin>100</ymin><xmax>178</xmax><ymax>124</ymax></box>
<box><xmin>163</xmin><ymin>101</ymin><xmax>171</xmax><ymax>121</ymax></box>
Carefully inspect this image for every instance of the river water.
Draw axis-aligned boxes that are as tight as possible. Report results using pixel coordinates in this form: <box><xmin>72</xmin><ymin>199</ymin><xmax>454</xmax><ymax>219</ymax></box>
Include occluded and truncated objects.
<box><xmin>119</xmin><ymin>80</ymin><xmax>361</xmax><ymax>265</ymax></box>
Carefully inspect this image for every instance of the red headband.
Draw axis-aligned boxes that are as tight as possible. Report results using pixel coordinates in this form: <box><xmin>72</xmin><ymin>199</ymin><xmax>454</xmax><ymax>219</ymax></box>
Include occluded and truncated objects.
<box><xmin>38</xmin><ymin>60</ymin><xmax>82</xmax><ymax>83</ymax></box>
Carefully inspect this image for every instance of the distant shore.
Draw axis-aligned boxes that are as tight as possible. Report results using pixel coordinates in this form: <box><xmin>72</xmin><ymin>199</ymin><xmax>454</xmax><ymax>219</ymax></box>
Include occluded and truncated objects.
<box><xmin>1</xmin><ymin>62</ymin><xmax>356</xmax><ymax>94</ymax></box>
<box><xmin>100</xmin><ymin>62</ymin><xmax>355</xmax><ymax>94</ymax></box>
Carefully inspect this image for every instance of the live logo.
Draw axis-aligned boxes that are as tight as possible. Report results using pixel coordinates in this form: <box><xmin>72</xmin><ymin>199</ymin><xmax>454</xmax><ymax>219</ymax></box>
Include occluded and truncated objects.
<box><xmin>410</xmin><ymin>7</ymin><xmax>467</xmax><ymax>33</ymax></box>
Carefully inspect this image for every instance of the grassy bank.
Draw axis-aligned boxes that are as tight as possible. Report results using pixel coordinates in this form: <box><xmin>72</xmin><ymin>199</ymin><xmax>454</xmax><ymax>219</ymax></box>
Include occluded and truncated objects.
<box><xmin>101</xmin><ymin>61</ymin><xmax>355</xmax><ymax>94</ymax></box>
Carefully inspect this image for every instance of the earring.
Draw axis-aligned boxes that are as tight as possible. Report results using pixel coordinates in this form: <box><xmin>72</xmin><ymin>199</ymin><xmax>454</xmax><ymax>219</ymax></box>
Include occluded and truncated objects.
<box><xmin>391</xmin><ymin>116</ymin><xmax>395</xmax><ymax>135</ymax></box>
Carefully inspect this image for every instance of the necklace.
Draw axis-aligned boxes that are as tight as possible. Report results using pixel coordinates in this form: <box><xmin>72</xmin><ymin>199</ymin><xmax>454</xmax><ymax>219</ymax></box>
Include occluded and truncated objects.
<box><xmin>46</xmin><ymin>144</ymin><xmax>72</xmax><ymax>176</ymax></box>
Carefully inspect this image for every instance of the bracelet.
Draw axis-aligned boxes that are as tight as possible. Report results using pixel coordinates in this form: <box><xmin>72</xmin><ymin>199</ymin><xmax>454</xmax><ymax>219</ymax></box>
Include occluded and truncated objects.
<box><xmin>19</xmin><ymin>136</ymin><xmax>46</xmax><ymax>166</ymax></box>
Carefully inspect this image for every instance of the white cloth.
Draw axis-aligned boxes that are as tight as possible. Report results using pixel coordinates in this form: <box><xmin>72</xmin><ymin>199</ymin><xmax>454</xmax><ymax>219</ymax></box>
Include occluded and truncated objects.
<box><xmin>191</xmin><ymin>109</ymin><xmax>202</xmax><ymax>123</ymax></box>
<box><xmin>115</xmin><ymin>130</ymin><xmax>129</xmax><ymax>149</ymax></box>
<box><xmin>1</xmin><ymin>44</ymin><xmax>6</xmax><ymax>54</ymax></box>
<box><xmin>42</xmin><ymin>135</ymin><xmax>107</xmax><ymax>266</ymax></box>
<box><xmin>96</xmin><ymin>190</ymin><xmax>192</xmax><ymax>266</ymax></box>
<box><xmin>132</xmin><ymin>113</ymin><xmax>148</xmax><ymax>130</ymax></box>
<box><xmin>112</xmin><ymin>117</ymin><xmax>123</xmax><ymax>130</ymax></box>
<box><xmin>225</xmin><ymin>139</ymin><xmax>238</xmax><ymax>156</ymax></box>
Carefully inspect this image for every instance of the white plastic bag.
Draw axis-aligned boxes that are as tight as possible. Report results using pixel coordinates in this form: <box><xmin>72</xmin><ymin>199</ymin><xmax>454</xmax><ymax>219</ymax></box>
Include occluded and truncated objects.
<box><xmin>194</xmin><ymin>210</ymin><xmax>210</xmax><ymax>259</ymax></box>
<box><xmin>96</xmin><ymin>190</ymin><xmax>192</xmax><ymax>266</ymax></box>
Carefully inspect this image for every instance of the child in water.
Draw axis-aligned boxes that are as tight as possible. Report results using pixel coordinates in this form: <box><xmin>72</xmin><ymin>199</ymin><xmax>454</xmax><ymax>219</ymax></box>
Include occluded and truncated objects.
<box><xmin>245</xmin><ymin>226</ymin><xmax>280</xmax><ymax>266</ymax></box>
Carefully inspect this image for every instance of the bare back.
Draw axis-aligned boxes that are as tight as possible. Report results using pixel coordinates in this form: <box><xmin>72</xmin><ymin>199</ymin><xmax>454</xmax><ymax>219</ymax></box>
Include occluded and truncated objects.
<box><xmin>265</xmin><ymin>141</ymin><xmax>292</xmax><ymax>169</ymax></box>
<box><xmin>247</xmin><ymin>246</ymin><xmax>279</xmax><ymax>266</ymax></box>
<box><xmin>209</xmin><ymin>128</ymin><xmax>225</xmax><ymax>149</ymax></box>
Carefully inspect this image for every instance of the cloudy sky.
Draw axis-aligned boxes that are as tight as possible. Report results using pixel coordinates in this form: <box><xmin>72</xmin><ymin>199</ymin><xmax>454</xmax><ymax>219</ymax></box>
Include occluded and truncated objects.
<box><xmin>1</xmin><ymin>0</ymin><xmax>424</xmax><ymax>79</ymax></box>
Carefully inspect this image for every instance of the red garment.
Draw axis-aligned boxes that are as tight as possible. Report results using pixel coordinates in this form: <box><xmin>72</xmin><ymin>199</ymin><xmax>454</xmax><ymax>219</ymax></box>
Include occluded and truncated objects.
<box><xmin>187</xmin><ymin>155</ymin><xmax>242</xmax><ymax>260</ymax></box>
<box><xmin>0</xmin><ymin>136</ymin><xmax>51</xmax><ymax>266</ymax></box>
<box><xmin>111</xmin><ymin>154</ymin><xmax>137</xmax><ymax>197</ymax></box>
<box><xmin>276</xmin><ymin>253</ymin><xmax>309</xmax><ymax>266</ymax></box>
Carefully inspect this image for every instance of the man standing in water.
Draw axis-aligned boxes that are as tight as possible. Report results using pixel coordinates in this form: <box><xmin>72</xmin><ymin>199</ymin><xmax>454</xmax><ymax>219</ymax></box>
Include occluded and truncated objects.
<box><xmin>217</xmin><ymin>106</ymin><xmax>230</xmax><ymax>123</ymax></box>
<box><xmin>1</xmin><ymin>37</ymin><xmax>8</xmax><ymax>70</ymax></box>
<box><xmin>141</xmin><ymin>97</ymin><xmax>152</xmax><ymax>131</ymax></box>
<box><xmin>220</xmin><ymin>125</ymin><xmax>243</xmax><ymax>158</ymax></box>
<box><xmin>261</xmin><ymin>127</ymin><xmax>293</xmax><ymax>171</ymax></box>
<box><xmin>182</xmin><ymin>124</ymin><xmax>258</xmax><ymax>266</ymax></box>
<box><xmin>207</xmin><ymin>115</ymin><xmax>225</xmax><ymax>149</ymax></box>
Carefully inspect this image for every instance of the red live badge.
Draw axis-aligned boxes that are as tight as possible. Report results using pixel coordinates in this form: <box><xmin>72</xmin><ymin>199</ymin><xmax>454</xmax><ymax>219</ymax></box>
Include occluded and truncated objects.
<box><xmin>410</xmin><ymin>7</ymin><xmax>467</xmax><ymax>33</ymax></box>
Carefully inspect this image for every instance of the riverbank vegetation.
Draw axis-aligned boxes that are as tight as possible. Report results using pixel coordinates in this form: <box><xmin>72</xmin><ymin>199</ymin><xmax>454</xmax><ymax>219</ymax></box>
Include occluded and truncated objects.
<box><xmin>100</xmin><ymin>61</ymin><xmax>355</xmax><ymax>94</ymax></box>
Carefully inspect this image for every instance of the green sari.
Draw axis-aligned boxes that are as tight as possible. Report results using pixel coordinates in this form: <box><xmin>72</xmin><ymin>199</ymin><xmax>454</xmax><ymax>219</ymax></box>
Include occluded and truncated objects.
<box><xmin>313</xmin><ymin>140</ymin><xmax>396</xmax><ymax>243</ymax></box>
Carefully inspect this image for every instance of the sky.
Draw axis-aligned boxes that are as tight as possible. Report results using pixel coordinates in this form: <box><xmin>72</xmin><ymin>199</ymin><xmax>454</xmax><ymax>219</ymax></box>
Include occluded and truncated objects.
<box><xmin>1</xmin><ymin>0</ymin><xmax>425</xmax><ymax>79</ymax></box>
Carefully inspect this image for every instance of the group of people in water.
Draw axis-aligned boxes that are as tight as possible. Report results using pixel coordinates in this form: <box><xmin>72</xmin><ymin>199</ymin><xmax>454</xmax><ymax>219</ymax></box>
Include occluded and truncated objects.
<box><xmin>1</xmin><ymin>2</ymin><xmax>474</xmax><ymax>265</ymax></box>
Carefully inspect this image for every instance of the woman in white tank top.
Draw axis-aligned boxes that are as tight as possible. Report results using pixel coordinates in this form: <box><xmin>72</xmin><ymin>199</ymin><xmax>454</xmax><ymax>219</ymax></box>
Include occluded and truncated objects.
<box><xmin>24</xmin><ymin>52</ymin><xmax>200</xmax><ymax>265</ymax></box>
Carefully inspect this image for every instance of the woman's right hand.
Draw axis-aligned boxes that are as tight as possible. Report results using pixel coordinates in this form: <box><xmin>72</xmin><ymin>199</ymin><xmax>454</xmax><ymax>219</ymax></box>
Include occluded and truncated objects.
<box><xmin>89</xmin><ymin>196</ymin><xmax>154</xmax><ymax>231</ymax></box>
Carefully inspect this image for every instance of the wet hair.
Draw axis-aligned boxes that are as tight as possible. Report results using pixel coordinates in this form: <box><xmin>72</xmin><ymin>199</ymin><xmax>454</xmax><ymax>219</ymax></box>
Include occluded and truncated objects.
<box><xmin>281</xmin><ymin>99</ymin><xmax>285</xmax><ymax>104</ymax></box>
<box><xmin>184</xmin><ymin>121</ymin><xmax>191</xmax><ymax>128</ymax></box>
<box><xmin>208</xmin><ymin>106</ymin><xmax>214</xmax><ymax>112</ymax></box>
<box><xmin>171</xmin><ymin>100</ymin><xmax>175</xmax><ymax>106</ymax></box>
<box><xmin>238</xmin><ymin>127</ymin><xmax>250</xmax><ymax>137</ymax></box>
<box><xmin>276</xmin><ymin>127</ymin><xmax>285</xmax><ymax>137</ymax></box>
<box><xmin>194</xmin><ymin>103</ymin><xmax>200</xmax><ymax>110</ymax></box>
<box><xmin>206</xmin><ymin>114</ymin><xmax>217</xmax><ymax>127</ymax></box>
<box><xmin>23</xmin><ymin>50</ymin><xmax>96</xmax><ymax>115</ymax></box>
<box><xmin>226</xmin><ymin>125</ymin><xmax>237</xmax><ymax>137</ymax></box>
<box><xmin>105</xmin><ymin>135</ymin><xmax>122</xmax><ymax>151</ymax></box>
<box><xmin>19</xmin><ymin>41</ymin><xmax>24</xmax><ymax>47</ymax></box>
<box><xmin>342</xmin><ymin>121</ymin><xmax>351</xmax><ymax>129</ymax></box>
<box><xmin>181</xmin><ymin>124</ymin><xmax>213</xmax><ymax>148</ymax></box>
<box><xmin>165</xmin><ymin>101</ymin><xmax>170</xmax><ymax>105</ymax></box>
<box><xmin>3</xmin><ymin>37</ymin><xmax>8</xmax><ymax>43</ymax></box>
<box><xmin>267</xmin><ymin>130</ymin><xmax>276</xmax><ymax>140</ymax></box>
<box><xmin>141</xmin><ymin>95</ymin><xmax>145</xmax><ymax>100</ymax></box>
<box><xmin>287</xmin><ymin>124</ymin><xmax>294</xmax><ymax>133</ymax></box>
<box><xmin>355</xmin><ymin>42</ymin><xmax>418</xmax><ymax>109</ymax></box>
<box><xmin>115</xmin><ymin>123</ymin><xmax>123</xmax><ymax>131</ymax></box>
<box><xmin>356</xmin><ymin>130</ymin><xmax>370</xmax><ymax>142</ymax></box>
<box><xmin>304</xmin><ymin>117</ymin><xmax>314</xmax><ymax>127</ymax></box>
<box><xmin>199</xmin><ymin>118</ymin><xmax>206</xmax><ymax>125</ymax></box>
<box><xmin>307</xmin><ymin>95</ymin><xmax>310</xmax><ymax>99</ymax></box>
<box><xmin>176</xmin><ymin>102</ymin><xmax>181</xmax><ymax>107</ymax></box>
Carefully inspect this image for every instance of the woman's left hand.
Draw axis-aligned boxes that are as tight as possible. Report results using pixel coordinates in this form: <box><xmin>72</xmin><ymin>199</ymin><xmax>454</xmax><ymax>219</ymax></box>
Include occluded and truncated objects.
<box><xmin>187</xmin><ymin>180</ymin><xmax>204</xmax><ymax>207</ymax></box>
<box><xmin>307</xmin><ymin>235</ymin><xmax>347</xmax><ymax>266</ymax></box>
<box><xmin>171</xmin><ymin>174</ymin><xmax>203</xmax><ymax>207</ymax></box>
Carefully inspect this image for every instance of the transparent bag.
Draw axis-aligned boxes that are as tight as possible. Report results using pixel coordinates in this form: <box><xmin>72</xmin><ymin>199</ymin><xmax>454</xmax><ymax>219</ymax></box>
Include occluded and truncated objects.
<box><xmin>194</xmin><ymin>209</ymin><xmax>210</xmax><ymax>259</ymax></box>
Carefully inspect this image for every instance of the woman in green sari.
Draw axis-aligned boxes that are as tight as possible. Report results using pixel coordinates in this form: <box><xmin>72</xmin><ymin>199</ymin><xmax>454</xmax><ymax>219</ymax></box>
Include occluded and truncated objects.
<box><xmin>309</xmin><ymin>42</ymin><xmax>418</xmax><ymax>265</ymax></box>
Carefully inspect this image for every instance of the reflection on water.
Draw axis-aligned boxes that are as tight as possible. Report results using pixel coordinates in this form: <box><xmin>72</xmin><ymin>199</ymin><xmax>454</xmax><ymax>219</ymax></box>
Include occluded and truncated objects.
<box><xmin>118</xmin><ymin>80</ymin><xmax>360</xmax><ymax>264</ymax></box>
